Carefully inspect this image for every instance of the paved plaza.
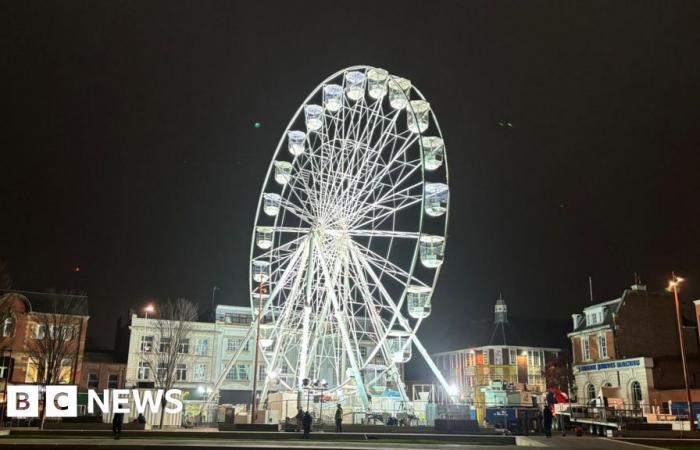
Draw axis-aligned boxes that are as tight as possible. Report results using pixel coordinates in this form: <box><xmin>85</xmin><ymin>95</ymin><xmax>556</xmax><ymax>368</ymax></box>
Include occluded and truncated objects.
<box><xmin>0</xmin><ymin>434</ymin><xmax>695</xmax><ymax>450</ymax></box>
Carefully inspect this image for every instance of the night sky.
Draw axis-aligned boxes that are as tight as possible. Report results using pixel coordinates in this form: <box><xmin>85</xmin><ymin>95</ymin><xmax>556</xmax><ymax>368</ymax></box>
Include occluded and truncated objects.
<box><xmin>3</xmin><ymin>1</ymin><xmax>700</xmax><ymax>354</ymax></box>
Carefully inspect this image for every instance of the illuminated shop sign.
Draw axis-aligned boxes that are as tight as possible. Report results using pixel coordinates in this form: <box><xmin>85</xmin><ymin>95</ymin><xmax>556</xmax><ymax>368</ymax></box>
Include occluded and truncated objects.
<box><xmin>576</xmin><ymin>357</ymin><xmax>645</xmax><ymax>373</ymax></box>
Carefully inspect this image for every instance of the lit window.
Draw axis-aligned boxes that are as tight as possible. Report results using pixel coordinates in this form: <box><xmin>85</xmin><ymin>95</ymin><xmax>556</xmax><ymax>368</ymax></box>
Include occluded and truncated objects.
<box><xmin>582</xmin><ymin>338</ymin><xmax>590</xmax><ymax>361</ymax></box>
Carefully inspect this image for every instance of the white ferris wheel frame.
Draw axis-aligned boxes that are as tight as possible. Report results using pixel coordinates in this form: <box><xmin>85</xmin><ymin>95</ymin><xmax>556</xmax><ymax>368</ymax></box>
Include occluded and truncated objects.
<box><xmin>208</xmin><ymin>66</ymin><xmax>455</xmax><ymax>411</ymax></box>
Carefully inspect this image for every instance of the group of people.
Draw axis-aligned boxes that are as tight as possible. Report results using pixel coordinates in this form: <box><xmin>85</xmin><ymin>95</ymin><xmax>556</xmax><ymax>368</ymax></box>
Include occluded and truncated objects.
<box><xmin>295</xmin><ymin>404</ymin><xmax>344</xmax><ymax>438</ymax></box>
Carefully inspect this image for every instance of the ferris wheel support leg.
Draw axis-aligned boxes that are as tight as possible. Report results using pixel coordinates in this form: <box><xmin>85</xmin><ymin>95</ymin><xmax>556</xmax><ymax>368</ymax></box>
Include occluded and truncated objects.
<box><xmin>314</xmin><ymin>235</ymin><xmax>370</xmax><ymax>411</ymax></box>
<box><xmin>260</xmin><ymin>240</ymin><xmax>311</xmax><ymax>403</ymax></box>
<box><xmin>350</xmin><ymin>243</ymin><xmax>458</xmax><ymax>404</ymax></box>
<box><xmin>299</xmin><ymin>233</ymin><xmax>314</xmax><ymax>385</ymax></box>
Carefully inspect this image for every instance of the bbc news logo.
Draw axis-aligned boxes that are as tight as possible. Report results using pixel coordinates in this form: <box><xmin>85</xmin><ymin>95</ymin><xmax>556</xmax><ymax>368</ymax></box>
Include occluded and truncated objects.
<box><xmin>7</xmin><ymin>385</ymin><xmax>183</xmax><ymax>418</ymax></box>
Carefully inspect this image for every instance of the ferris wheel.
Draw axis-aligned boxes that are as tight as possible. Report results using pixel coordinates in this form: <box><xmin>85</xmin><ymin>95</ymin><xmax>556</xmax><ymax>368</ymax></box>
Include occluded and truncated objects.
<box><xmin>247</xmin><ymin>66</ymin><xmax>454</xmax><ymax>410</ymax></box>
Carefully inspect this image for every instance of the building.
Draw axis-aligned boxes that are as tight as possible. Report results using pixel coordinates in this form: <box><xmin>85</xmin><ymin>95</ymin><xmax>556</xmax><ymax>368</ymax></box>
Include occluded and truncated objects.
<box><xmin>567</xmin><ymin>283</ymin><xmax>700</xmax><ymax>416</ymax></box>
<box><xmin>0</xmin><ymin>290</ymin><xmax>89</xmax><ymax>384</ymax></box>
<box><xmin>431</xmin><ymin>297</ymin><xmax>561</xmax><ymax>424</ymax></box>
<box><xmin>125</xmin><ymin>304</ymin><xmax>265</xmax><ymax>423</ymax></box>
<box><xmin>79</xmin><ymin>351</ymin><xmax>126</xmax><ymax>391</ymax></box>
<box><xmin>0</xmin><ymin>290</ymin><xmax>89</xmax><ymax>416</ymax></box>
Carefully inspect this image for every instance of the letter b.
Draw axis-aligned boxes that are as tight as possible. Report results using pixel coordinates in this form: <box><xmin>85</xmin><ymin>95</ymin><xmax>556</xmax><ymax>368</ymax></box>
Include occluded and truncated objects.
<box><xmin>8</xmin><ymin>385</ymin><xmax>39</xmax><ymax>418</ymax></box>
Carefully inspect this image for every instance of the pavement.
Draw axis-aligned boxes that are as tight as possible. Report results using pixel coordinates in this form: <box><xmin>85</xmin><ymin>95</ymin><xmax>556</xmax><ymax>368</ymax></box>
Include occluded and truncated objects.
<box><xmin>0</xmin><ymin>435</ymin><xmax>687</xmax><ymax>450</ymax></box>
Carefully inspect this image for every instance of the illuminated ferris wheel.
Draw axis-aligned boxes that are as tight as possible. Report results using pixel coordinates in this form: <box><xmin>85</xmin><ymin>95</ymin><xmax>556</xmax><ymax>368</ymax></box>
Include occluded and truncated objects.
<box><xmin>248</xmin><ymin>66</ymin><xmax>454</xmax><ymax>410</ymax></box>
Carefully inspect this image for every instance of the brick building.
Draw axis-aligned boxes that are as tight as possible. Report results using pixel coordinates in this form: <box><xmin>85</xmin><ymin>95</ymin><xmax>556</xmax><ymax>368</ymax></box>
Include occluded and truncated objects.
<box><xmin>79</xmin><ymin>351</ymin><xmax>126</xmax><ymax>391</ymax></box>
<box><xmin>0</xmin><ymin>290</ymin><xmax>89</xmax><ymax>408</ymax></box>
<box><xmin>567</xmin><ymin>283</ymin><xmax>699</xmax><ymax>413</ymax></box>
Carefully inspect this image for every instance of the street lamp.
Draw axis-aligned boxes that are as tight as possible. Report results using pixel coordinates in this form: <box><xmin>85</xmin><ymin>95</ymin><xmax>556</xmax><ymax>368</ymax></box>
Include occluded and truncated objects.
<box><xmin>667</xmin><ymin>273</ymin><xmax>694</xmax><ymax>429</ymax></box>
<box><xmin>143</xmin><ymin>304</ymin><xmax>155</xmax><ymax>347</ymax></box>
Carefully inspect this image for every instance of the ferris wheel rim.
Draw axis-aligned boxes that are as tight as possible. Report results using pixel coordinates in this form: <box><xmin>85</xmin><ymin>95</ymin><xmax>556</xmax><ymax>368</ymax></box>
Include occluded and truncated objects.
<box><xmin>247</xmin><ymin>65</ymin><xmax>450</xmax><ymax>394</ymax></box>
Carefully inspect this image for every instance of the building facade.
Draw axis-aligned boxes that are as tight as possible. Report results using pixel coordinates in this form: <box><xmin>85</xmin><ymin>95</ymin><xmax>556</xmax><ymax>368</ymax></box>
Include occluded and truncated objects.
<box><xmin>79</xmin><ymin>351</ymin><xmax>126</xmax><ymax>391</ymax></box>
<box><xmin>433</xmin><ymin>344</ymin><xmax>561</xmax><ymax>423</ymax></box>
<box><xmin>567</xmin><ymin>283</ymin><xmax>699</xmax><ymax>414</ymax></box>
<box><xmin>125</xmin><ymin>304</ymin><xmax>265</xmax><ymax>421</ymax></box>
<box><xmin>0</xmin><ymin>291</ymin><xmax>89</xmax><ymax>385</ymax></box>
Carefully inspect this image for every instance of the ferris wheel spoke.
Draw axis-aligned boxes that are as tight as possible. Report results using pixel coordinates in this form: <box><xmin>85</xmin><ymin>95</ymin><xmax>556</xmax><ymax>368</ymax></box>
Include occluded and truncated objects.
<box><xmin>351</xmin><ymin>238</ymin><xmax>427</xmax><ymax>288</ymax></box>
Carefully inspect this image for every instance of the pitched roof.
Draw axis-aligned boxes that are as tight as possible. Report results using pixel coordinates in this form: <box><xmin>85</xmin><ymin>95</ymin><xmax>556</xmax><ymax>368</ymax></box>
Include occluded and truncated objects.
<box><xmin>0</xmin><ymin>290</ymin><xmax>89</xmax><ymax>316</ymax></box>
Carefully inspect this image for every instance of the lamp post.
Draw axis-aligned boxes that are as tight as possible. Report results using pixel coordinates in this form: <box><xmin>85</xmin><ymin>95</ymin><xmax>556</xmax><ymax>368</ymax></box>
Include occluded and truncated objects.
<box><xmin>140</xmin><ymin>304</ymin><xmax>155</xmax><ymax>386</ymax></box>
<box><xmin>144</xmin><ymin>304</ymin><xmax>155</xmax><ymax>348</ymax></box>
<box><xmin>667</xmin><ymin>273</ymin><xmax>694</xmax><ymax>430</ymax></box>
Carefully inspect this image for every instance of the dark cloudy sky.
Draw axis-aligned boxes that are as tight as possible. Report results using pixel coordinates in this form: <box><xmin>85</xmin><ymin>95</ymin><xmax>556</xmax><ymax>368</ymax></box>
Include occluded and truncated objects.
<box><xmin>2</xmin><ymin>1</ymin><xmax>700</xmax><ymax>352</ymax></box>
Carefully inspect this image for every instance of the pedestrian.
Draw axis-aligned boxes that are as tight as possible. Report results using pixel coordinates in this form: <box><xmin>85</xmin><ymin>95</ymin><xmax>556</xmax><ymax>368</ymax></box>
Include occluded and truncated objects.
<box><xmin>112</xmin><ymin>412</ymin><xmax>124</xmax><ymax>440</ymax></box>
<box><xmin>302</xmin><ymin>411</ymin><xmax>312</xmax><ymax>439</ymax></box>
<box><xmin>295</xmin><ymin>408</ymin><xmax>304</xmax><ymax>432</ymax></box>
<box><xmin>334</xmin><ymin>404</ymin><xmax>343</xmax><ymax>432</ymax></box>
<box><xmin>543</xmin><ymin>405</ymin><xmax>553</xmax><ymax>438</ymax></box>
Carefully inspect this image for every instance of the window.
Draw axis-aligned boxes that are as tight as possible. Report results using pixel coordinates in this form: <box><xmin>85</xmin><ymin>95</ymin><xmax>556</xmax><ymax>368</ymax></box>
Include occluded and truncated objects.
<box><xmin>58</xmin><ymin>359</ymin><xmax>72</xmax><ymax>383</ymax></box>
<box><xmin>138</xmin><ymin>362</ymin><xmax>150</xmax><ymax>380</ymax></box>
<box><xmin>227</xmin><ymin>338</ymin><xmax>249</xmax><ymax>352</ymax></box>
<box><xmin>494</xmin><ymin>349</ymin><xmax>503</xmax><ymax>365</ymax></box>
<box><xmin>159</xmin><ymin>337</ymin><xmax>171</xmax><ymax>353</ymax></box>
<box><xmin>108</xmin><ymin>374</ymin><xmax>119</xmax><ymax>389</ymax></box>
<box><xmin>178</xmin><ymin>339</ymin><xmax>190</xmax><ymax>354</ymax></box>
<box><xmin>482</xmin><ymin>350</ymin><xmax>489</xmax><ymax>365</ymax></box>
<box><xmin>258</xmin><ymin>365</ymin><xmax>267</xmax><ymax>380</ymax></box>
<box><xmin>225</xmin><ymin>364</ymin><xmax>250</xmax><ymax>381</ymax></box>
<box><xmin>156</xmin><ymin>363</ymin><xmax>167</xmax><ymax>380</ymax></box>
<box><xmin>509</xmin><ymin>349</ymin><xmax>516</xmax><ymax>365</ymax></box>
<box><xmin>598</xmin><ymin>334</ymin><xmax>608</xmax><ymax>359</ymax></box>
<box><xmin>35</xmin><ymin>324</ymin><xmax>46</xmax><ymax>339</ymax></box>
<box><xmin>224</xmin><ymin>313</ymin><xmax>251</xmax><ymax>324</ymax></box>
<box><xmin>50</xmin><ymin>325</ymin><xmax>73</xmax><ymax>341</ymax></box>
<box><xmin>87</xmin><ymin>373</ymin><xmax>99</xmax><ymax>389</ymax></box>
<box><xmin>175</xmin><ymin>364</ymin><xmax>187</xmax><ymax>381</ymax></box>
<box><xmin>195</xmin><ymin>339</ymin><xmax>209</xmax><ymax>356</ymax></box>
<box><xmin>194</xmin><ymin>363</ymin><xmax>206</xmax><ymax>381</ymax></box>
<box><xmin>587</xmin><ymin>384</ymin><xmax>596</xmax><ymax>401</ymax></box>
<box><xmin>582</xmin><ymin>337</ymin><xmax>590</xmax><ymax>361</ymax></box>
<box><xmin>631</xmin><ymin>381</ymin><xmax>643</xmax><ymax>408</ymax></box>
<box><xmin>3</xmin><ymin>318</ymin><xmax>14</xmax><ymax>337</ymax></box>
<box><xmin>140</xmin><ymin>335</ymin><xmax>154</xmax><ymax>352</ymax></box>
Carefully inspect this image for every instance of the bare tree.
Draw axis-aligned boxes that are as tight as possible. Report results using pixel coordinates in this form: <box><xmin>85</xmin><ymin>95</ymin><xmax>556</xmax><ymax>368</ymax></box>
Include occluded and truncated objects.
<box><xmin>0</xmin><ymin>259</ymin><xmax>15</xmax><ymax>351</ymax></box>
<box><xmin>142</xmin><ymin>298</ymin><xmax>198</xmax><ymax>428</ymax></box>
<box><xmin>25</xmin><ymin>292</ymin><xmax>86</xmax><ymax>428</ymax></box>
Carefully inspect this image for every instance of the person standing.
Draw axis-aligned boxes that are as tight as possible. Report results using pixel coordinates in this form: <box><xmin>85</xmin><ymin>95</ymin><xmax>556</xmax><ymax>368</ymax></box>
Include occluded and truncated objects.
<box><xmin>334</xmin><ymin>404</ymin><xmax>343</xmax><ymax>432</ymax></box>
<box><xmin>543</xmin><ymin>405</ymin><xmax>553</xmax><ymax>438</ymax></box>
<box><xmin>302</xmin><ymin>411</ymin><xmax>312</xmax><ymax>439</ymax></box>
<box><xmin>112</xmin><ymin>412</ymin><xmax>124</xmax><ymax>440</ymax></box>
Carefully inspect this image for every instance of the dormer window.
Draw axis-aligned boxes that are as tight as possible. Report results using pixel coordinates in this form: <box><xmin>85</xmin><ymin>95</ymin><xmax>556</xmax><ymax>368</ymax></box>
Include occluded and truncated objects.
<box><xmin>586</xmin><ymin>308</ymin><xmax>604</xmax><ymax>326</ymax></box>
